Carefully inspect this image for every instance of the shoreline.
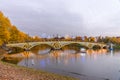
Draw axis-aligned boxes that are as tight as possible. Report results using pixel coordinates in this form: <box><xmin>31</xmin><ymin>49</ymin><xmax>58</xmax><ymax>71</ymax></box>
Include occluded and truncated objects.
<box><xmin>0</xmin><ymin>61</ymin><xmax>77</xmax><ymax>80</ymax></box>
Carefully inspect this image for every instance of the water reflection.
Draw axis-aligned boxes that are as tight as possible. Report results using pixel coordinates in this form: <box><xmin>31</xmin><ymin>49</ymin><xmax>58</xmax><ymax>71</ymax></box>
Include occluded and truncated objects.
<box><xmin>110</xmin><ymin>50</ymin><xmax>114</xmax><ymax>57</ymax></box>
<box><xmin>87</xmin><ymin>49</ymin><xmax>107</xmax><ymax>55</ymax></box>
<box><xmin>3</xmin><ymin>48</ymin><xmax>108</xmax><ymax>65</ymax></box>
<box><xmin>17</xmin><ymin>49</ymin><xmax>108</xmax><ymax>67</ymax></box>
<box><xmin>4</xmin><ymin>47</ymin><xmax>120</xmax><ymax>80</ymax></box>
<box><xmin>50</xmin><ymin>50</ymin><xmax>85</xmax><ymax>64</ymax></box>
<box><xmin>31</xmin><ymin>45</ymin><xmax>51</xmax><ymax>55</ymax></box>
<box><xmin>23</xmin><ymin>51</ymin><xmax>29</xmax><ymax>67</ymax></box>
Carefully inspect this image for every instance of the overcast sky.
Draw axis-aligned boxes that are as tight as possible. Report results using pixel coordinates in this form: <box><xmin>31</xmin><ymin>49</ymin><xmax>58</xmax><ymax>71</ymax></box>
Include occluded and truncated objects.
<box><xmin>1</xmin><ymin>0</ymin><xmax>120</xmax><ymax>37</ymax></box>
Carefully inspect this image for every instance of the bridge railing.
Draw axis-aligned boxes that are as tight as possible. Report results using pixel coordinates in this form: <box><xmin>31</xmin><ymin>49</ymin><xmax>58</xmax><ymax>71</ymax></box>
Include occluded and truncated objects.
<box><xmin>8</xmin><ymin>40</ymin><xmax>106</xmax><ymax>45</ymax></box>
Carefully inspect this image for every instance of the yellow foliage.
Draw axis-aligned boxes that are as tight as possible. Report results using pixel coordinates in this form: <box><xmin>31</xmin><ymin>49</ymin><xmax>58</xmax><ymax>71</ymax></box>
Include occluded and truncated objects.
<box><xmin>0</xmin><ymin>11</ymin><xmax>31</xmax><ymax>44</ymax></box>
<box><xmin>0</xmin><ymin>39</ymin><xmax>3</xmax><ymax>45</ymax></box>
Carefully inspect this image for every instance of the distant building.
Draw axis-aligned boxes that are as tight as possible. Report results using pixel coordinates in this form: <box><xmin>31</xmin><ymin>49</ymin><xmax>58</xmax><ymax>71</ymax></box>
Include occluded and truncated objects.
<box><xmin>64</xmin><ymin>35</ymin><xmax>71</xmax><ymax>39</ymax></box>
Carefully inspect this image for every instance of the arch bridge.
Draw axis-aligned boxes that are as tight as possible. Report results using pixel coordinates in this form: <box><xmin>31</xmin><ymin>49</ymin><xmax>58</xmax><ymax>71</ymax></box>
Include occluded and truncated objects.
<box><xmin>6</xmin><ymin>41</ymin><xmax>107</xmax><ymax>50</ymax></box>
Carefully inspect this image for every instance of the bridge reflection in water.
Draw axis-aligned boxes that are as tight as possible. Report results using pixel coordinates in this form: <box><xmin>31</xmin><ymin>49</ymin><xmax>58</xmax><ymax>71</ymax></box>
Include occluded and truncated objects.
<box><xmin>3</xmin><ymin>49</ymin><xmax>108</xmax><ymax>66</ymax></box>
<box><xmin>5</xmin><ymin>48</ymin><xmax>120</xmax><ymax>80</ymax></box>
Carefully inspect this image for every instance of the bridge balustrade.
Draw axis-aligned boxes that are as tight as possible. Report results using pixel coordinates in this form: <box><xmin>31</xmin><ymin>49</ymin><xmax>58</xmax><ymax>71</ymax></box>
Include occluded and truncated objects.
<box><xmin>6</xmin><ymin>41</ymin><xmax>107</xmax><ymax>51</ymax></box>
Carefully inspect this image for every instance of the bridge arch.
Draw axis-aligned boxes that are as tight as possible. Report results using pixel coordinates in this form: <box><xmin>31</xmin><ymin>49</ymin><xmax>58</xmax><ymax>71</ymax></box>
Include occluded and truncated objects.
<box><xmin>92</xmin><ymin>45</ymin><xmax>101</xmax><ymax>49</ymax></box>
<box><xmin>6</xmin><ymin>41</ymin><xmax>107</xmax><ymax>50</ymax></box>
<box><xmin>60</xmin><ymin>43</ymin><xmax>89</xmax><ymax>49</ymax></box>
<box><xmin>30</xmin><ymin>43</ymin><xmax>54</xmax><ymax>49</ymax></box>
<box><xmin>58</xmin><ymin>42</ymin><xmax>96</xmax><ymax>49</ymax></box>
<box><xmin>6</xmin><ymin>46</ymin><xmax>24</xmax><ymax>53</ymax></box>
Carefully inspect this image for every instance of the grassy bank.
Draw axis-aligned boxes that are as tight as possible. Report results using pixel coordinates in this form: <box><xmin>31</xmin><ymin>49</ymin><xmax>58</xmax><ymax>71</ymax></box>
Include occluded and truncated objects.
<box><xmin>0</xmin><ymin>61</ymin><xmax>77</xmax><ymax>80</ymax></box>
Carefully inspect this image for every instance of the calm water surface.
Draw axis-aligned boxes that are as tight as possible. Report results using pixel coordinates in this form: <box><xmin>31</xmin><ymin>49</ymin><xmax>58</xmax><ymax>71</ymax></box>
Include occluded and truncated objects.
<box><xmin>5</xmin><ymin>48</ymin><xmax>120</xmax><ymax>80</ymax></box>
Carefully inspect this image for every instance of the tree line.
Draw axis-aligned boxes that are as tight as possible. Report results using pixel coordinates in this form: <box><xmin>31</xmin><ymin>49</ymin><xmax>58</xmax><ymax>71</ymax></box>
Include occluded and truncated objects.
<box><xmin>0</xmin><ymin>11</ymin><xmax>31</xmax><ymax>45</ymax></box>
<box><xmin>32</xmin><ymin>35</ymin><xmax>120</xmax><ymax>45</ymax></box>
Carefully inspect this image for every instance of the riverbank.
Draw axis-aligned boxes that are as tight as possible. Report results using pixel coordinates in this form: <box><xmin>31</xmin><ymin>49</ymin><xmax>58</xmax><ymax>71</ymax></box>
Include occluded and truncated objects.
<box><xmin>0</xmin><ymin>61</ymin><xmax>77</xmax><ymax>80</ymax></box>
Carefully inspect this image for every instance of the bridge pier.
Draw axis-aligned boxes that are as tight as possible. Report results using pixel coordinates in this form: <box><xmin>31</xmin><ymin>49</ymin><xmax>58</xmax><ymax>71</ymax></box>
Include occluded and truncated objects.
<box><xmin>24</xmin><ymin>48</ymin><xmax>30</xmax><ymax>51</ymax></box>
<box><xmin>23</xmin><ymin>43</ymin><xmax>32</xmax><ymax>51</ymax></box>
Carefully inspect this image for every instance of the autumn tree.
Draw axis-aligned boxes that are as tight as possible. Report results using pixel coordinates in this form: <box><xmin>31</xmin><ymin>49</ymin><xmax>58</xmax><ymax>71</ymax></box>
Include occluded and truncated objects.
<box><xmin>88</xmin><ymin>37</ymin><xmax>95</xmax><ymax>42</ymax></box>
<box><xmin>0</xmin><ymin>12</ymin><xmax>10</xmax><ymax>43</ymax></box>
<box><xmin>75</xmin><ymin>36</ymin><xmax>83</xmax><ymax>41</ymax></box>
<box><xmin>84</xmin><ymin>36</ymin><xmax>89</xmax><ymax>42</ymax></box>
<box><xmin>0</xmin><ymin>11</ymin><xmax>31</xmax><ymax>45</ymax></box>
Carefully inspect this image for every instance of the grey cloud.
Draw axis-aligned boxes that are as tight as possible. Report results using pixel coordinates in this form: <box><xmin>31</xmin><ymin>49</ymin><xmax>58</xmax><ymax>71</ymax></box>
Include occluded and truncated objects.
<box><xmin>0</xmin><ymin>0</ymin><xmax>84</xmax><ymax>36</ymax></box>
<box><xmin>1</xmin><ymin>0</ymin><xmax>120</xmax><ymax>36</ymax></box>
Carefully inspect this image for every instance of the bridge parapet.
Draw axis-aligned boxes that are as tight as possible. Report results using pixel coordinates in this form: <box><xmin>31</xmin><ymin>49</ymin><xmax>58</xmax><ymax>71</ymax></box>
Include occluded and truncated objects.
<box><xmin>6</xmin><ymin>41</ymin><xmax>107</xmax><ymax>50</ymax></box>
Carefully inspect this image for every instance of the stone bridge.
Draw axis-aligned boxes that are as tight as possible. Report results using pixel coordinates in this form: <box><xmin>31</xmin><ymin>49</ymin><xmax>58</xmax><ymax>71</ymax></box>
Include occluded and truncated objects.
<box><xmin>6</xmin><ymin>41</ymin><xmax>107</xmax><ymax>50</ymax></box>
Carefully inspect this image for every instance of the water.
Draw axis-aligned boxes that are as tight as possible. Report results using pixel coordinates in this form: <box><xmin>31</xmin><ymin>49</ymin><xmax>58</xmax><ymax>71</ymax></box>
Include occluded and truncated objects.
<box><xmin>4</xmin><ymin>48</ymin><xmax>120</xmax><ymax>80</ymax></box>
